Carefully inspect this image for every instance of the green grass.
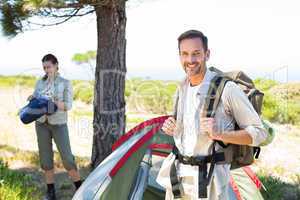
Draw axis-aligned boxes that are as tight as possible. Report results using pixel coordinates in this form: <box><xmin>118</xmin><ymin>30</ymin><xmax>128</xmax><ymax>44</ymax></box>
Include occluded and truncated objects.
<box><xmin>254</xmin><ymin>79</ymin><xmax>300</xmax><ymax>125</ymax></box>
<box><xmin>126</xmin><ymin>117</ymin><xmax>146</xmax><ymax>124</ymax></box>
<box><xmin>0</xmin><ymin>145</ymin><xmax>92</xmax><ymax>200</ymax></box>
<box><xmin>258</xmin><ymin>171</ymin><xmax>300</xmax><ymax>200</ymax></box>
<box><xmin>0</xmin><ymin>145</ymin><xmax>90</xmax><ymax>170</ymax></box>
<box><xmin>0</xmin><ymin>75</ymin><xmax>37</xmax><ymax>88</ymax></box>
<box><xmin>0</xmin><ymin>159</ymin><xmax>42</xmax><ymax>200</ymax></box>
<box><xmin>71</xmin><ymin>109</ymin><xmax>93</xmax><ymax>117</ymax></box>
<box><xmin>72</xmin><ymin>80</ymin><xmax>94</xmax><ymax>104</ymax></box>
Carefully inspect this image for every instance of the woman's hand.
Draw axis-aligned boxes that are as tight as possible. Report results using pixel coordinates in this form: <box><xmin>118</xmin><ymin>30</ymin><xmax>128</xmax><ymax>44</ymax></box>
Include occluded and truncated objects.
<box><xmin>162</xmin><ymin>117</ymin><xmax>177</xmax><ymax>136</ymax></box>
<box><xmin>54</xmin><ymin>100</ymin><xmax>65</xmax><ymax>111</ymax></box>
<box><xmin>27</xmin><ymin>95</ymin><xmax>34</xmax><ymax>101</ymax></box>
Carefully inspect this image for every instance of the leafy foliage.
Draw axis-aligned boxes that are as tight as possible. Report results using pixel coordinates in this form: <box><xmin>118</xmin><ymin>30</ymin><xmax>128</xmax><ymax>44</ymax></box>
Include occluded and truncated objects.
<box><xmin>257</xmin><ymin>169</ymin><xmax>300</xmax><ymax>200</ymax></box>
<box><xmin>0</xmin><ymin>0</ymin><xmax>95</xmax><ymax>37</ymax></box>
<box><xmin>254</xmin><ymin>79</ymin><xmax>300</xmax><ymax>124</ymax></box>
<box><xmin>72</xmin><ymin>50</ymin><xmax>96</xmax><ymax>64</ymax></box>
<box><xmin>0</xmin><ymin>0</ymin><xmax>31</xmax><ymax>37</ymax></box>
<box><xmin>0</xmin><ymin>159</ymin><xmax>42</xmax><ymax>200</ymax></box>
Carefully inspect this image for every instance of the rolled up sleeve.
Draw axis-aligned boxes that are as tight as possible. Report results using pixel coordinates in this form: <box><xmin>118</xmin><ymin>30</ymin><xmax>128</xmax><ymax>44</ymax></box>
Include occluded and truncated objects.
<box><xmin>222</xmin><ymin>81</ymin><xmax>268</xmax><ymax>146</ymax></box>
<box><xmin>63</xmin><ymin>80</ymin><xmax>73</xmax><ymax>111</ymax></box>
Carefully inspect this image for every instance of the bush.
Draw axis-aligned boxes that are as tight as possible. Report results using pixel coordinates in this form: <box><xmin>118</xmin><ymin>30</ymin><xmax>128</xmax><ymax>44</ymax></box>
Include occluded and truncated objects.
<box><xmin>257</xmin><ymin>169</ymin><xmax>300</xmax><ymax>200</ymax></box>
<box><xmin>72</xmin><ymin>80</ymin><xmax>94</xmax><ymax>104</ymax></box>
<box><xmin>125</xmin><ymin>79</ymin><xmax>177</xmax><ymax>114</ymax></box>
<box><xmin>254</xmin><ymin>78</ymin><xmax>300</xmax><ymax>125</ymax></box>
<box><xmin>261</xmin><ymin>91</ymin><xmax>281</xmax><ymax>122</ymax></box>
<box><xmin>2</xmin><ymin>75</ymin><xmax>299</xmax><ymax>123</ymax></box>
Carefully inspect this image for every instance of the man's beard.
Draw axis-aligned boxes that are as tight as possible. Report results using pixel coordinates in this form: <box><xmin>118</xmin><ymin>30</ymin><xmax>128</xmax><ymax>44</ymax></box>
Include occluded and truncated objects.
<box><xmin>184</xmin><ymin>62</ymin><xmax>203</xmax><ymax>77</ymax></box>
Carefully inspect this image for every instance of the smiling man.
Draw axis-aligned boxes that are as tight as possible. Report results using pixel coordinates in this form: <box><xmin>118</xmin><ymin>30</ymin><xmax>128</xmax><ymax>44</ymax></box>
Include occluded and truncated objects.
<box><xmin>157</xmin><ymin>30</ymin><xmax>268</xmax><ymax>200</ymax></box>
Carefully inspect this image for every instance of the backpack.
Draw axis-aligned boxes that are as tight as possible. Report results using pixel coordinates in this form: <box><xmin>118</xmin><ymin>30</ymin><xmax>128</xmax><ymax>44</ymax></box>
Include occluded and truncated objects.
<box><xmin>202</xmin><ymin>66</ymin><xmax>269</xmax><ymax>169</ymax></box>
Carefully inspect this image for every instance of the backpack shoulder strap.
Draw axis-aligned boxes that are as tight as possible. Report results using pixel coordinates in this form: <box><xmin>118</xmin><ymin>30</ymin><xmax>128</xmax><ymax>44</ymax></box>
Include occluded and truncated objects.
<box><xmin>202</xmin><ymin>75</ymin><xmax>231</xmax><ymax>118</ymax></box>
<box><xmin>170</xmin><ymin>146</ymin><xmax>184</xmax><ymax>198</ymax></box>
<box><xmin>202</xmin><ymin>75</ymin><xmax>231</xmax><ymax>148</ymax></box>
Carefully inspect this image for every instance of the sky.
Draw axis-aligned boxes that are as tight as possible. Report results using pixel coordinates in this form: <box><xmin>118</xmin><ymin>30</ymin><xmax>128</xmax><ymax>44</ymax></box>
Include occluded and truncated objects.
<box><xmin>0</xmin><ymin>0</ymin><xmax>299</xmax><ymax>82</ymax></box>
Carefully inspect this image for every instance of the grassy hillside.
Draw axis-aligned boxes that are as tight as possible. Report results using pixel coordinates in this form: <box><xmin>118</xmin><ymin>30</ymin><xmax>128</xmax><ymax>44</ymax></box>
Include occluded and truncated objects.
<box><xmin>1</xmin><ymin>75</ymin><xmax>299</xmax><ymax>124</ymax></box>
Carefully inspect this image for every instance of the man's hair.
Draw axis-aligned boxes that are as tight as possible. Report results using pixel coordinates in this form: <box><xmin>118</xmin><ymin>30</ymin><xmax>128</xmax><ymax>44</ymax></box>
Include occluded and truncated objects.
<box><xmin>177</xmin><ymin>30</ymin><xmax>208</xmax><ymax>51</ymax></box>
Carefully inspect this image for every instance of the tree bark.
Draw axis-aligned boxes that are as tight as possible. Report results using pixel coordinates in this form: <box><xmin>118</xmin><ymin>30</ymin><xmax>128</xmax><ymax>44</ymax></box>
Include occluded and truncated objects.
<box><xmin>91</xmin><ymin>0</ymin><xmax>127</xmax><ymax>168</ymax></box>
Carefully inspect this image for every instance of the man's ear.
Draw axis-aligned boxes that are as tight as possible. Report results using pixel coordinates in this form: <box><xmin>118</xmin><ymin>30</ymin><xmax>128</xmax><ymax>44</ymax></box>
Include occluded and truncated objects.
<box><xmin>205</xmin><ymin>49</ymin><xmax>210</xmax><ymax>61</ymax></box>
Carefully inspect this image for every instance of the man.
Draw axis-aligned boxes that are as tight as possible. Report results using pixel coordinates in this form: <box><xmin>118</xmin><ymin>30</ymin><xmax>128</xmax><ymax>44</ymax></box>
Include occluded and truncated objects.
<box><xmin>157</xmin><ymin>30</ymin><xmax>267</xmax><ymax>200</ymax></box>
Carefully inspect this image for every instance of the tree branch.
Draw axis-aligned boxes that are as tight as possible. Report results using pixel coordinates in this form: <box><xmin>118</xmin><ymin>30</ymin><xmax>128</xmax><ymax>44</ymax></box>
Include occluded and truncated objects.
<box><xmin>37</xmin><ymin>7</ymin><xmax>95</xmax><ymax>18</ymax></box>
<box><xmin>0</xmin><ymin>0</ymin><xmax>117</xmax><ymax>37</ymax></box>
<box><xmin>37</xmin><ymin>0</ymin><xmax>113</xmax><ymax>9</ymax></box>
<box><xmin>27</xmin><ymin>8</ymin><xmax>81</xmax><ymax>27</ymax></box>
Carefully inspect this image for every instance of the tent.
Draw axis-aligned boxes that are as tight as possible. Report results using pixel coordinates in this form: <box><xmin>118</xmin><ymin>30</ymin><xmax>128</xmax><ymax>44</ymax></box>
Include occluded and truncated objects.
<box><xmin>73</xmin><ymin>116</ymin><xmax>265</xmax><ymax>200</ymax></box>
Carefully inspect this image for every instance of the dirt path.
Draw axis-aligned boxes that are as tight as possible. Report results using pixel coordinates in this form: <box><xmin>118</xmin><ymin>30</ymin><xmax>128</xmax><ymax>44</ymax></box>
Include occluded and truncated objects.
<box><xmin>1</xmin><ymin>87</ymin><xmax>300</xmax><ymax>199</ymax></box>
<box><xmin>0</xmin><ymin>87</ymin><xmax>92</xmax><ymax>199</ymax></box>
<box><xmin>0</xmin><ymin>87</ymin><xmax>159</xmax><ymax>199</ymax></box>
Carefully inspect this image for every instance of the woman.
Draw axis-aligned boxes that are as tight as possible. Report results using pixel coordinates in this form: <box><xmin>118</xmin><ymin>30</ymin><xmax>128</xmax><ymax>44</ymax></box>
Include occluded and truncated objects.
<box><xmin>30</xmin><ymin>54</ymin><xmax>82</xmax><ymax>200</ymax></box>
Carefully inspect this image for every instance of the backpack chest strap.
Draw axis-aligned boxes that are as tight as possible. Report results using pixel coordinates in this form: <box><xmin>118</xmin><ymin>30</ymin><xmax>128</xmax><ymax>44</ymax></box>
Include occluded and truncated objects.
<box><xmin>175</xmin><ymin>151</ymin><xmax>225</xmax><ymax>166</ymax></box>
<box><xmin>171</xmin><ymin>143</ymin><xmax>225</xmax><ymax>198</ymax></box>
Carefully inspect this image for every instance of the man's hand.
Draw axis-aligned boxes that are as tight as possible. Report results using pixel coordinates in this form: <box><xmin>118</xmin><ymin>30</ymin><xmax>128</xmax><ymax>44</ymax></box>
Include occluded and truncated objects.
<box><xmin>162</xmin><ymin>117</ymin><xmax>176</xmax><ymax>136</ymax></box>
<box><xmin>201</xmin><ymin>117</ymin><xmax>254</xmax><ymax>145</ymax></box>
<box><xmin>54</xmin><ymin>100</ymin><xmax>65</xmax><ymax>111</ymax></box>
<box><xmin>201</xmin><ymin>117</ymin><xmax>222</xmax><ymax>140</ymax></box>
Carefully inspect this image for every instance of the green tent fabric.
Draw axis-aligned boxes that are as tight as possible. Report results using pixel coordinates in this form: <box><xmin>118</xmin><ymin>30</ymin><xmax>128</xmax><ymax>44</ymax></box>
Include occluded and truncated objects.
<box><xmin>73</xmin><ymin>116</ymin><xmax>266</xmax><ymax>200</ymax></box>
<box><xmin>230</xmin><ymin>167</ymin><xmax>264</xmax><ymax>200</ymax></box>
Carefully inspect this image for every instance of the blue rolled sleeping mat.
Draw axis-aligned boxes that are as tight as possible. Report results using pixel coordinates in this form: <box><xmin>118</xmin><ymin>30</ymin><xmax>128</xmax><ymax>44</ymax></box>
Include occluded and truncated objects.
<box><xmin>19</xmin><ymin>96</ymin><xmax>57</xmax><ymax>124</ymax></box>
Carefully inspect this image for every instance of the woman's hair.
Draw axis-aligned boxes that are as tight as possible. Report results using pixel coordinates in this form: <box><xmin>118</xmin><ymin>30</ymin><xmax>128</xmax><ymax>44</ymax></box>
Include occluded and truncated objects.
<box><xmin>42</xmin><ymin>54</ymin><xmax>59</xmax><ymax>81</ymax></box>
<box><xmin>42</xmin><ymin>54</ymin><xmax>58</xmax><ymax>65</ymax></box>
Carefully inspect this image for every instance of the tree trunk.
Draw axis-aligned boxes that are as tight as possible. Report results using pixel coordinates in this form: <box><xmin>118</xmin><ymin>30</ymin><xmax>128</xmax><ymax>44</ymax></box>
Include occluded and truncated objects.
<box><xmin>91</xmin><ymin>0</ymin><xmax>127</xmax><ymax>168</ymax></box>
